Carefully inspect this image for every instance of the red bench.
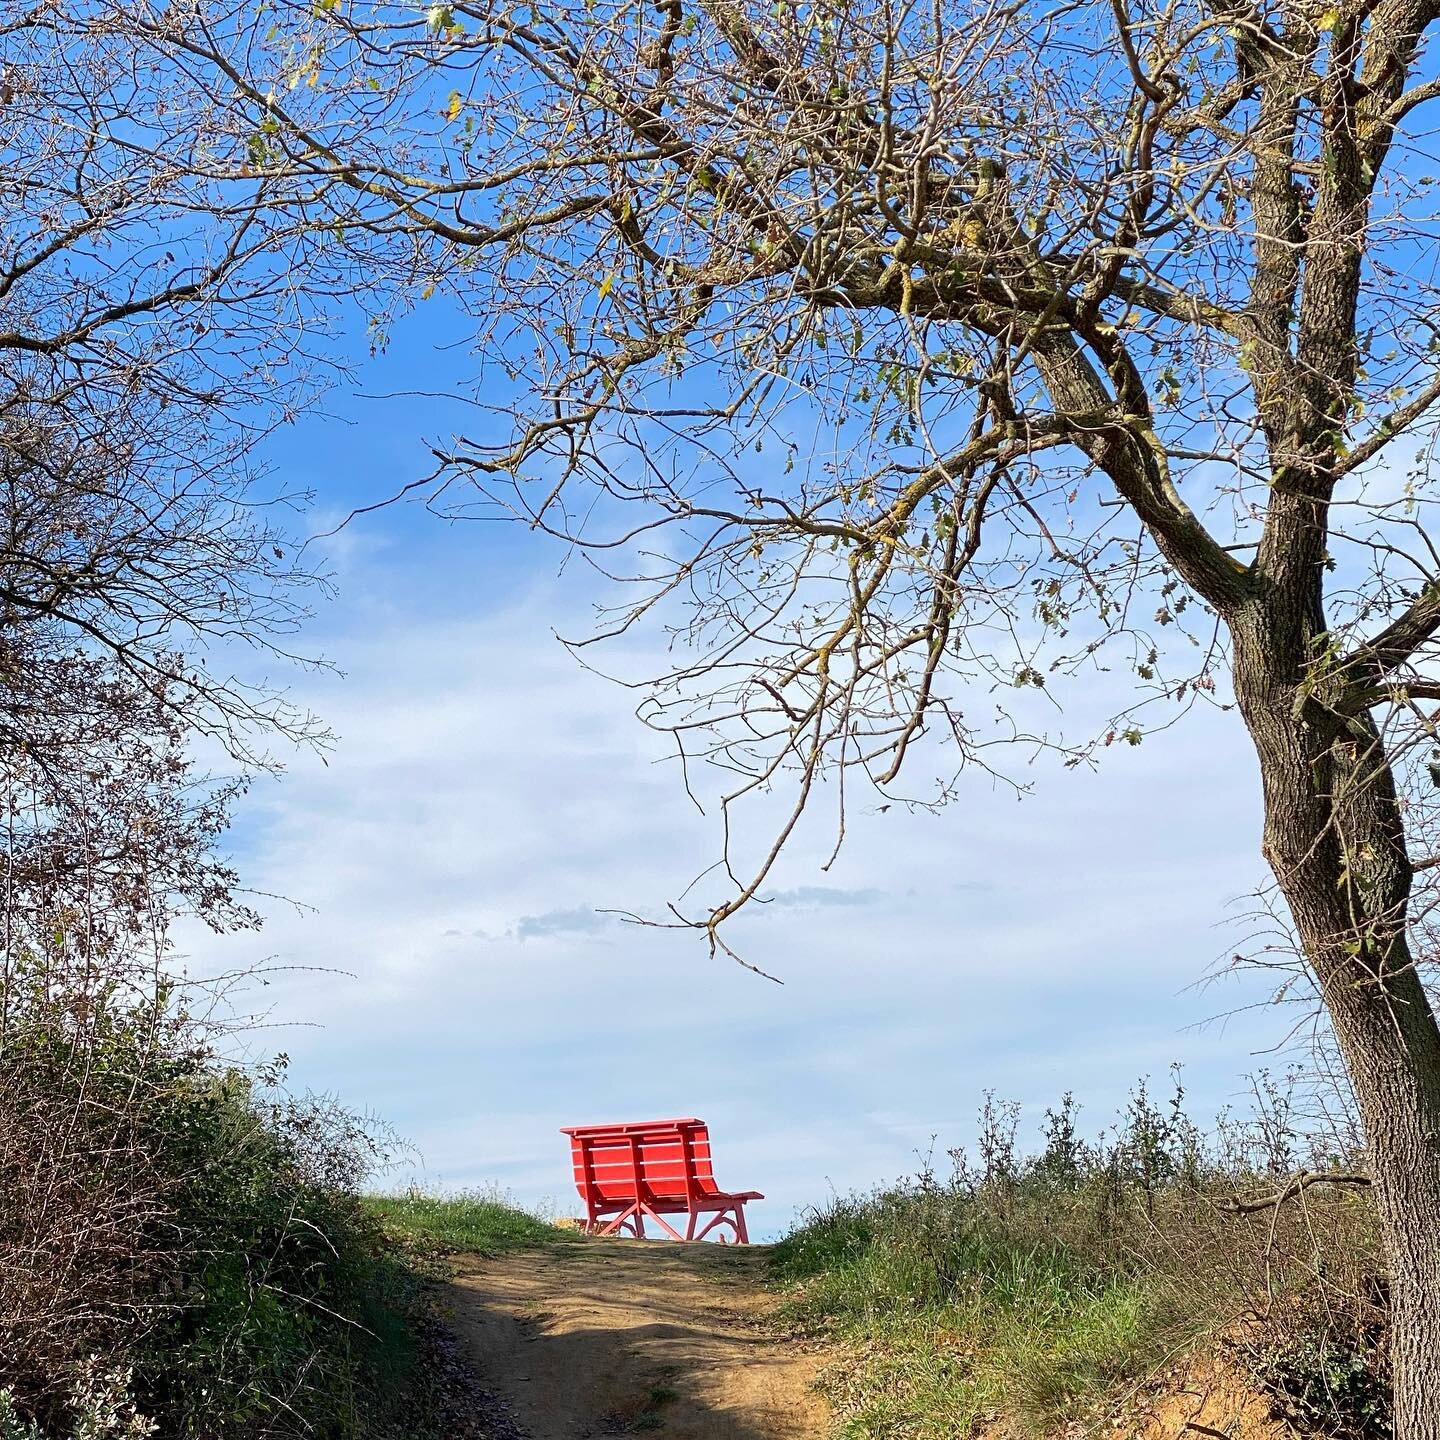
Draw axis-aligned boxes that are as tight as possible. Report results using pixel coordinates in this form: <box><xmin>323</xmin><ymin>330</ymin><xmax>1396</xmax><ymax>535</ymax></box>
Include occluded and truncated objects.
<box><xmin>561</xmin><ymin>1117</ymin><xmax>762</xmax><ymax>1243</ymax></box>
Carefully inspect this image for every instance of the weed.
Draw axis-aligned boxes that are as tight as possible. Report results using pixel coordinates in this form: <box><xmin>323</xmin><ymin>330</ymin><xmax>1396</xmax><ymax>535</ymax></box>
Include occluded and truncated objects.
<box><xmin>774</xmin><ymin>1074</ymin><xmax>1386</xmax><ymax>1438</ymax></box>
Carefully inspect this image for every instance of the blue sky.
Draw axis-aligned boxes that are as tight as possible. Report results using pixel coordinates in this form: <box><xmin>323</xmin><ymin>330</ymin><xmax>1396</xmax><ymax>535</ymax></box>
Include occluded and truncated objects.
<box><xmin>176</xmin><ymin>300</ymin><xmax>1296</xmax><ymax>1239</ymax></box>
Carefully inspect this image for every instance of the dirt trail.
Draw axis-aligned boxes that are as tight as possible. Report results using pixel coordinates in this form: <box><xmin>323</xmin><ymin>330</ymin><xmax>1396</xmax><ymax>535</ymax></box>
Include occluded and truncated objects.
<box><xmin>443</xmin><ymin>1239</ymin><xmax>830</xmax><ymax>1439</ymax></box>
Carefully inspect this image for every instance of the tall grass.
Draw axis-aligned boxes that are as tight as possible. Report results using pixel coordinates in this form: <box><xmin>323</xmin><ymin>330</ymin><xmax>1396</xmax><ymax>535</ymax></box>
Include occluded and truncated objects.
<box><xmin>773</xmin><ymin>1075</ymin><xmax>1387</xmax><ymax>1438</ymax></box>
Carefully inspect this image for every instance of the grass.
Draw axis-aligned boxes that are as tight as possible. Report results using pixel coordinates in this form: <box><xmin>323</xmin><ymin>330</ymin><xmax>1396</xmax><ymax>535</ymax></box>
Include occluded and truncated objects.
<box><xmin>771</xmin><ymin>1188</ymin><xmax>1180</xmax><ymax>1438</ymax></box>
<box><xmin>361</xmin><ymin>1188</ymin><xmax>571</xmax><ymax>1258</ymax></box>
<box><xmin>768</xmin><ymin>1079</ymin><xmax>1388</xmax><ymax>1439</ymax></box>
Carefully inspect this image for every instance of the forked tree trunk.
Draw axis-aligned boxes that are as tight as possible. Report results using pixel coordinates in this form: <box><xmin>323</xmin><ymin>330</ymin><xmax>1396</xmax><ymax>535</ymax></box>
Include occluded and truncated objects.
<box><xmin>1233</xmin><ymin>612</ymin><xmax>1440</xmax><ymax>1438</ymax></box>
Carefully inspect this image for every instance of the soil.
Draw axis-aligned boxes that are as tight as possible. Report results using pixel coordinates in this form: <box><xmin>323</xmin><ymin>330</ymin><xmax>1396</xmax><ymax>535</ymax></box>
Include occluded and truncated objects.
<box><xmin>440</xmin><ymin>1238</ymin><xmax>831</xmax><ymax>1440</ymax></box>
<box><xmin>1099</xmin><ymin>1356</ymin><xmax>1297</xmax><ymax>1440</ymax></box>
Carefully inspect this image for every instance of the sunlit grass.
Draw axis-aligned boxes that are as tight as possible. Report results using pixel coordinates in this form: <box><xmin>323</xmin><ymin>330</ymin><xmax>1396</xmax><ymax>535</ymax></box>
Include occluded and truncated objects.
<box><xmin>772</xmin><ymin>1189</ymin><xmax>1184</xmax><ymax>1438</ymax></box>
<box><xmin>361</xmin><ymin>1188</ymin><xmax>572</xmax><ymax>1257</ymax></box>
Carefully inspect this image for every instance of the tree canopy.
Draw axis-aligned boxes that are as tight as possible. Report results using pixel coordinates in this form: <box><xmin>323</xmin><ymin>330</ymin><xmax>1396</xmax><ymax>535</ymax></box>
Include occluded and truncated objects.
<box><xmin>160</xmin><ymin>0</ymin><xmax>1440</xmax><ymax>929</ymax></box>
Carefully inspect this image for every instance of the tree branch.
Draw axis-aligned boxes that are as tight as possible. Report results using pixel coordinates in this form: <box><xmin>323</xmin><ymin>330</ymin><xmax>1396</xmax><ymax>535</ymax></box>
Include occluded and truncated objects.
<box><xmin>1338</xmin><ymin>585</ymin><xmax>1440</xmax><ymax>693</ymax></box>
<box><xmin>1338</xmin><ymin>373</ymin><xmax>1440</xmax><ymax>477</ymax></box>
<box><xmin>1221</xmin><ymin>1169</ymin><xmax>1372</xmax><ymax>1214</ymax></box>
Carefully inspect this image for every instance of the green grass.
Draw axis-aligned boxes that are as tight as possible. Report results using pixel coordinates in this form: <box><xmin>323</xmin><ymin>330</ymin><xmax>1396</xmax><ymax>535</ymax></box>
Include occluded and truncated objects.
<box><xmin>766</xmin><ymin>1072</ymin><xmax>1390</xmax><ymax>1440</ymax></box>
<box><xmin>361</xmin><ymin>1189</ymin><xmax>570</xmax><ymax>1257</ymax></box>
<box><xmin>770</xmin><ymin>1189</ymin><xmax>1184</xmax><ymax>1439</ymax></box>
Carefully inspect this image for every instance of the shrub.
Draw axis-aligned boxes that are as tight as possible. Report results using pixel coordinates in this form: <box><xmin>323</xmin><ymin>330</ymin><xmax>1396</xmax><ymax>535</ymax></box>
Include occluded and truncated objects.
<box><xmin>0</xmin><ymin>972</ymin><xmax>184</xmax><ymax>1435</ymax></box>
<box><xmin>1241</xmin><ymin>1305</ymin><xmax>1393</xmax><ymax>1438</ymax></box>
<box><xmin>131</xmin><ymin>1068</ymin><xmax>418</xmax><ymax>1440</ymax></box>
<box><xmin>774</xmin><ymin>1072</ymin><xmax>1388</xmax><ymax>1438</ymax></box>
<box><xmin>0</xmin><ymin>957</ymin><xmax>421</xmax><ymax>1440</ymax></box>
<box><xmin>0</xmin><ymin>1371</ymin><xmax>153</xmax><ymax>1440</ymax></box>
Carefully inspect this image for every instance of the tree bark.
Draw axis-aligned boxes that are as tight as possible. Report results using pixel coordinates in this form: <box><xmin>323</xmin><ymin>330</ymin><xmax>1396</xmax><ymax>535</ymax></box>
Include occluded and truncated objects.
<box><xmin>1232</xmin><ymin>604</ymin><xmax>1440</xmax><ymax>1438</ymax></box>
<box><xmin>1332</xmin><ymin>961</ymin><xmax>1440</xmax><ymax>1438</ymax></box>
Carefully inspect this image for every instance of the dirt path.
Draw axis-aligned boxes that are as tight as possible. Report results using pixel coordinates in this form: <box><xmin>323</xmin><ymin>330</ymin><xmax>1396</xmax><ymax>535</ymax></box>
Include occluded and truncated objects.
<box><xmin>442</xmin><ymin>1239</ymin><xmax>831</xmax><ymax>1439</ymax></box>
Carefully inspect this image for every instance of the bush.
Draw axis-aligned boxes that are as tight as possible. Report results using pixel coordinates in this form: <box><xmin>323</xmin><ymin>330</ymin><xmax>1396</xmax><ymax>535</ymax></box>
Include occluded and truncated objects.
<box><xmin>0</xmin><ymin>1370</ymin><xmax>153</xmax><ymax>1440</ymax></box>
<box><xmin>0</xmin><ymin>957</ymin><xmax>422</xmax><ymax>1440</ymax></box>
<box><xmin>0</xmin><ymin>972</ymin><xmax>185</xmax><ymax>1434</ymax></box>
<box><xmin>1241</xmin><ymin>1307</ymin><xmax>1393</xmax><ymax>1439</ymax></box>
<box><xmin>773</xmin><ymin>1072</ymin><xmax>1388</xmax><ymax>1438</ymax></box>
<box><xmin>132</xmin><ymin>1069</ymin><xmax>420</xmax><ymax>1440</ymax></box>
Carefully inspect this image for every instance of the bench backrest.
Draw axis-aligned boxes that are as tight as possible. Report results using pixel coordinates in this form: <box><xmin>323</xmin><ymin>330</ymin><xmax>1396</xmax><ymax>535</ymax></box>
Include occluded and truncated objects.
<box><xmin>562</xmin><ymin>1117</ymin><xmax>719</xmax><ymax>1210</ymax></box>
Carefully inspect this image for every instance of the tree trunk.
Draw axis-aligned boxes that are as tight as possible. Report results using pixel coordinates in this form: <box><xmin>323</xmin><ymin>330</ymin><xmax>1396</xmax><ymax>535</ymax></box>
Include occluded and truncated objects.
<box><xmin>1329</xmin><ymin>961</ymin><xmax>1440</xmax><ymax>1438</ymax></box>
<box><xmin>1233</xmin><ymin>610</ymin><xmax>1440</xmax><ymax>1438</ymax></box>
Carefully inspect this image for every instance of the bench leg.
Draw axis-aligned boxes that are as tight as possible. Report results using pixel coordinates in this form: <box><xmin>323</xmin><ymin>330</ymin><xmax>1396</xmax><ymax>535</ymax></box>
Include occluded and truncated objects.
<box><xmin>643</xmin><ymin>1205</ymin><xmax>687</xmax><ymax>1241</ymax></box>
<box><xmin>596</xmin><ymin>1203</ymin><xmax>642</xmax><ymax>1237</ymax></box>
<box><xmin>690</xmin><ymin>1205</ymin><xmax>749</xmax><ymax>1244</ymax></box>
<box><xmin>732</xmin><ymin>1203</ymin><xmax>750</xmax><ymax>1245</ymax></box>
<box><xmin>598</xmin><ymin>1203</ymin><xmax>691</xmax><ymax>1241</ymax></box>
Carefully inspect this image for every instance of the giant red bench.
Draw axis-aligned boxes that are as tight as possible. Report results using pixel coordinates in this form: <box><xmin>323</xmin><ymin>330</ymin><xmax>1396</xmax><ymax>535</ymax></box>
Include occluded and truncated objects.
<box><xmin>561</xmin><ymin>1117</ymin><xmax>762</xmax><ymax>1243</ymax></box>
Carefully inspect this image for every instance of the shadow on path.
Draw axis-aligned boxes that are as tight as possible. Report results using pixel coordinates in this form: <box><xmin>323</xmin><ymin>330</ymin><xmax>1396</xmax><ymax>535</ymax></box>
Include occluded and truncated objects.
<box><xmin>443</xmin><ymin>1239</ymin><xmax>829</xmax><ymax>1440</ymax></box>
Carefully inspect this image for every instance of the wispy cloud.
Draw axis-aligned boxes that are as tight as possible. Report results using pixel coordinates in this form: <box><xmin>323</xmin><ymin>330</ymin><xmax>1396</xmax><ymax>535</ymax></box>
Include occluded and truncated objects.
<box><xmin>514</xmin><ymin>906</ymin><xmax>612</xmax><ymax>940</ymax></box>
<box><xmin>757</xmin><ymin>885</ymin><xmax>885</xmax><ymax>909</ymax></box>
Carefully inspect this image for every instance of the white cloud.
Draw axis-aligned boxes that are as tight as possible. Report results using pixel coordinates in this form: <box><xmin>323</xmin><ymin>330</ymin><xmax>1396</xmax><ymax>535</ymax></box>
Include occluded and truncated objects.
<box><xmin>757</xmin><ymin>885</ymin><xmax>888</xmax><ymax>909</ymax></box>
<box><xmin>178</xmin><ymin>565</ymin><xmax>1287</xmax><ymax>1238</ymax></box>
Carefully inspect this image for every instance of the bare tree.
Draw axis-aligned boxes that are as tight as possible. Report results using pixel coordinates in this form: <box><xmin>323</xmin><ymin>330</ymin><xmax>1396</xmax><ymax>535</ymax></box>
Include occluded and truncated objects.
<box><xmin>0</xmin><ymin>626</ymin><xmax>257</xmax><ymax>985</ymax></box>
<box><xmin>102</xmin><ymin>0</ymin><xmax>1440</xmax><ymax>1425</ymax></box>
<box><xmin>0</xmin><ymin>0</ymin><xmax>372</xmax><ymax>763</ymax></box>
<box><xmin>0</xmin><ymin>0</ymin><xmax>379</xmax><ymax>1092</ymax></box>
